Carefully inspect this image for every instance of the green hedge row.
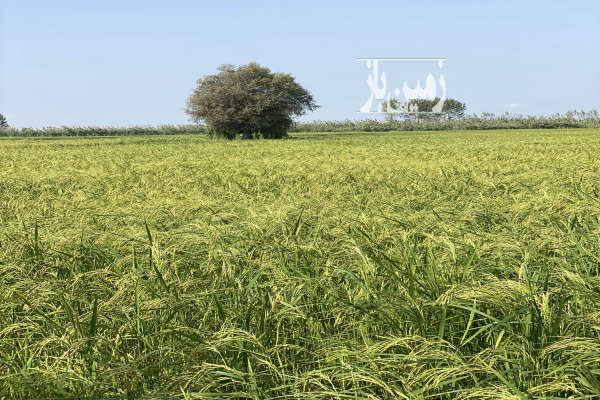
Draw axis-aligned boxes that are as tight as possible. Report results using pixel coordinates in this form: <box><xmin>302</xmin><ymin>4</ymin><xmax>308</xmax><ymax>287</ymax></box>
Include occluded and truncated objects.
<box><xmin>0</xmin><ymin>125</ymin><xmax>205</xmax><ymax>137</ymax></box>
<box><xmin>291</xmin><ymin>111</ymin><xmax>600</xmax><ymax>132</ymax></box>
<box><xmin>1</xmin><ymin>111</ymin><xmax>598</xmax><ymax>137</ymax></box>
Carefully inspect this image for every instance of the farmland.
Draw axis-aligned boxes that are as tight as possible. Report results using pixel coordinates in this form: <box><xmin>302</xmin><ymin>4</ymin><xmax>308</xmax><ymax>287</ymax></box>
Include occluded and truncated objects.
<box><xmin>1</xmin><ymin>129</ymin><xmax>600</xmax><ymax>398</ymax></box>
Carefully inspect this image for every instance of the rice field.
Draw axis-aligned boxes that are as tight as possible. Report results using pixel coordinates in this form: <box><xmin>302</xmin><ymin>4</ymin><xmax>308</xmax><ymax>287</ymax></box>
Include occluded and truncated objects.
<box><xmin>1</xmin><ymin>129</ymin><xmax>600</xmax><ymax>399</ymax></box>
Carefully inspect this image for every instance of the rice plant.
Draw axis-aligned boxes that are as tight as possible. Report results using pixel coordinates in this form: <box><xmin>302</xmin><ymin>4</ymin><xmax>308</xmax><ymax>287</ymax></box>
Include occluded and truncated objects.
<box><xmin>1</xmin><ymin>129</ymin><xmax>599</xmax><ymax>399</ymax></box>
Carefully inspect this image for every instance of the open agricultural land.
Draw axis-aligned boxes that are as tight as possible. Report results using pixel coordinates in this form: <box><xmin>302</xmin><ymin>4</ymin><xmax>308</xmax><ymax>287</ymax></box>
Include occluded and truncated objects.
<box><xmin>1</xmin><ymin>128</ymin><xmax>600</xmax><ymax>399</ymax></box>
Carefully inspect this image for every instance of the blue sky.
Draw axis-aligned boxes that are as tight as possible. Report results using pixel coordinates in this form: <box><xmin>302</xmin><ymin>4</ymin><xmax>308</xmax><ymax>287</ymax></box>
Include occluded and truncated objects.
<box><xmin>1</xmin><ymin>0</ymin><xmax>598</xmax><ymax>128</ymax></box>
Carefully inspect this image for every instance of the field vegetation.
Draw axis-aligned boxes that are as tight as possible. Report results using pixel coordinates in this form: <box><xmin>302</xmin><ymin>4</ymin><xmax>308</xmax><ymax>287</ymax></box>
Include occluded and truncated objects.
<box><xmin>1</xmin><ymin>111</ymin><xmax>598</xmax><ymax>138</ymax></box>
<box><xmin>1</xmin><ymin>129</ymin><xmax>600</xmax><ymax>398</ymax></box>
<box><xmin>0</xmin><ymin>125</ymin><xmax>205</xmax><ymax>138</ymax></box>
<box><xmin>292</xmin><ymin>111</ymin><xmax>600</xmax><ymax>132</ymax></box>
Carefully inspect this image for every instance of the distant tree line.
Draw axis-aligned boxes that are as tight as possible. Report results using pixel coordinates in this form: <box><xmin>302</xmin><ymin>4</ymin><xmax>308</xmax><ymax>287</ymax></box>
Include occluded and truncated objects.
<box><xmin>380</xmin><ymin>98</ymin><xmax>466</xmax><ymax>121</ymax></box>
<box><xmin>1</xmin><ymin>111</ymin><xmax>598</xmax><ymax>137</ymax></box>
<box><xmin>291</xmin><ymin>110</ymin><xmax>600</xmax><ymax>132</ymax></box>
<box><xmin>0</xmin><ymin>125</ymin><xmax>205</xmax><ymax>137</ymax></box>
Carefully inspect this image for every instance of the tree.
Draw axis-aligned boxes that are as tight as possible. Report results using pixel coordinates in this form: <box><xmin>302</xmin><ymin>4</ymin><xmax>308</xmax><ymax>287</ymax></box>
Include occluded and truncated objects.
<box><xmin>380</xmin><ymin>98</ymin><xmax>466</xmax><ymax>121</ymax></box>
<box><xmin>0</xmin><ymin>113</ymin><xmax>8</xmax><ymax>128</ymax></box>
<box><xmin>441</xmin><ymin>98</ymin><xmax>467</xmax><ymax>119</ymax></box>
<box><xmin>380</xmin><ymin>98</ymin><xmax>400</xmax><ymax>122</ymax></box>
<box><xmin>407</xmin><ymin>98</ymin><xmax>466</xmax><ymax>120</ymax></box>
<box><xmin>186</xmin><ymin>63</ymin><xmax>318</xmax><ymax>139</ymax></box>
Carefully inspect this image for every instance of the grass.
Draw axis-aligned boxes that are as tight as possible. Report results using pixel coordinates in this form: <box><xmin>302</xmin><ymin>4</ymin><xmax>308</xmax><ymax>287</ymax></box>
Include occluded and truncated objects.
<box><xmin>1</xmin><ymin>129</ymin><xmax>600</xmax><ymax>399</ymax></box>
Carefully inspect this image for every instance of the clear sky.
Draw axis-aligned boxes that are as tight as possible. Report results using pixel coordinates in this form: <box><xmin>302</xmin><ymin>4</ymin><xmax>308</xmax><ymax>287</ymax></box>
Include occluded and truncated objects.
<box><xmin>1</xmin><ymin>0</ymin><xmax>598</xmax><ymax>128</ymax></box>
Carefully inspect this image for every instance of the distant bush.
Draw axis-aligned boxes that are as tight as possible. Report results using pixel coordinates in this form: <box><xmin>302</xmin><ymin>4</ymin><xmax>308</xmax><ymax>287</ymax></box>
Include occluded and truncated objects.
<box><xmin>292</xmin><ymin>110</ymin><xmax>600</xmax><ymax>132</ymax></box>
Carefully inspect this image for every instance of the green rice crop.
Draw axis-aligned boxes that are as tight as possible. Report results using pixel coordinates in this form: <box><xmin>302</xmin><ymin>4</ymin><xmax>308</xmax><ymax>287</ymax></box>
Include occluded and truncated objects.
<box><xmin>1</xmin><ymin>129</ymin><xmax>600</xmax><ymax>399</ymax></box>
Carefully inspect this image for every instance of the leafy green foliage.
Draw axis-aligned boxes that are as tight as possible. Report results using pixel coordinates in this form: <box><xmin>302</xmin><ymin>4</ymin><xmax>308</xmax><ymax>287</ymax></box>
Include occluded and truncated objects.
<box><xmin>0</xmin><ymin>125</ymin><xmax>205</xmax><ymax>137</ymax></box>
<box><xmin>380</xmin><ymin>98</ymin><xmax>466</xmax><ymax>121</ymax></box>
<box><xmin>1</xmin><ymin>111</ymin><xmax>598</xmax><ymax>138</ymax></box>
<box><xmin>1</xmin><ymin>130</ymin><xmax>600</xmax><ymax>398</ymax></box>
<box><xmin>439</xmin><ymin>98</ymin><xmax>466</xmax><ymax>119</ymax></box>
<box><xmin>0</xmin><ymin>113</ymin><xmax>8</xmax><ymax>128</ymax></box>
<box><xmin>408</xmin><ymin>97</ymin><xmax>466</xmax><ymax>120</ymax></box>
<box><xmin>293</xmin><ymin>110</ymin><xmax>600</xmax><ymax>132</ymax></box>
<box><xmin>380</xmin><ymin>98</ymin><xmax>401</xmax><ymax>122</ymax></box>
<box><xmin>186</xmin><ymin>63</ymin><xmax>318</xmax><ymax>139</ymax></box>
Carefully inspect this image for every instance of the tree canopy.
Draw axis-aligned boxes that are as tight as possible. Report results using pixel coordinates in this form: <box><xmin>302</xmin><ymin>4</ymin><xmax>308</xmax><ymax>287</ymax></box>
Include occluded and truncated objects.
<box><xmin>381</xmin><ymin>98</ymin><xmax>467</xmax><ymax>121</ymax></box>
<box><xmin>0</xmin><ymin>113</ymin><xmax>8</xmax><ymax>128</ymax></box>
<box><xmin>186</xmin><ymin>63</ymin><xmax>318</xmax><ymax>139</ymax></box>
<box><xmin>409</xmin><ymin>98</ymin><xmax>466</xmax><ymax>120</ymax></box>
